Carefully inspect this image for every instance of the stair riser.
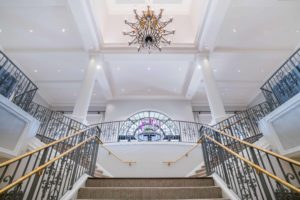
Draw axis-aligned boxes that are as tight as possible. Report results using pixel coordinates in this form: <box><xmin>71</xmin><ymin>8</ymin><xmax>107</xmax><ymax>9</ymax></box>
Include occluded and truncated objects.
<box><xmin>86</xmin><ymin>178</ymin><xmax>214</xmax><ymax>187</ymax></box>
<box><xmin>77</xmin><ymin>187</ymin><xmax>222</xmax><ymax>199</ymax></box>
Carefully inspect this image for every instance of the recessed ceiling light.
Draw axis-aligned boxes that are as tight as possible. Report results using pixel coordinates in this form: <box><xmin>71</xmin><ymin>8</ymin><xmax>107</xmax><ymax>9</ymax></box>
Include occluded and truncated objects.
<box><xmin>178</xmin><ymin>67</ymin><xmax>182</xmax><ymax>71</ymax></box>
<box><xmin>198</xmin><ymin>65</ymin><xmax>202</xmax><ymax>69</ymax></box>
<box><xmin>29</xmin><ymin>29</ymin><xmax>33</xmax><ymax>33</ymax></box>
<box><xmin>33</xmin><ymin>69</ymin><xmax>38</xmax><ymax>73</ymax></box>
<box><xmin>97</xmin><ymin>65</ymin><xmax>101</xmax><ymax>70</ymax></box>
<box><xmin>0</xmin><ymin>29</ymin><xmax>2</xmax><ymax>33</ymax></box>
<box><xmin>232</xmin><ymin>28</ymin><xmax>237</xmax><ymax>33</ymax></box>
<box><xmin>296</xmin><ymin>30</ymin><xmax>300</xmax><ymax>33</ymax></box>
<box><xmin>61</xmin><ymin>28</ymin><xmax>66</xmax><ymax>33</ymax></box>
<box><xmin>237</xmin><ymin>69</ymin><xmax>241</xmax><ymax>73</ymax></box>
<box><xmin>116</xmin><ymin>67</ymin><xmax>121</xmax><ymax>71</ymax></box>
<box><xmin>57</xmin><ymin>69</ymin><xmax>61</xmax><ymax>73</ymax></box>
<box><xmin>213</xmin><ymin>69</ymin><xmax>217</xmax><ymax>72</ymax></box>
<box><xmin>147</xmin><ymin>67</ymin><xmax>151</xmax><ymax>71</ymax></box>
<box><xmin>80</xmin><ymin>69</ymin><xmax>84</xmax><ymax>72</ymax></box>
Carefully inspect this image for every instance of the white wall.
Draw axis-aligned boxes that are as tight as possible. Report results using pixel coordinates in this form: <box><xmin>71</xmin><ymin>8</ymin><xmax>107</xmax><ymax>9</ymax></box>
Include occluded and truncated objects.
<box><xmin>0</xmin><ymin>95</ymin><xmax>39</xmax><ymax>158</ymax></box>
<box><xmin>105</xmin><ymin>100</ymin><xmax>194</xmax><ymax>121</ymax></box>
<box><xmin>97</xmin><ymin>142</ymin><xmax>203</xmax><ymax>177</ymax></box>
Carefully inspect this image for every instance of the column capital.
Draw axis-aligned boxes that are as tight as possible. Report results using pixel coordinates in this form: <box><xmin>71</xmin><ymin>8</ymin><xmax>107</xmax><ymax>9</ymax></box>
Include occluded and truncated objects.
<box><xmin>88</xmin><ymin>52</ymin><xmax>104</xmax><ymax>62</ymax></box>
<box><xmin>195</xmin><ymin>53</ymin><xmax>210</xmax><ymax>65</ymax></box>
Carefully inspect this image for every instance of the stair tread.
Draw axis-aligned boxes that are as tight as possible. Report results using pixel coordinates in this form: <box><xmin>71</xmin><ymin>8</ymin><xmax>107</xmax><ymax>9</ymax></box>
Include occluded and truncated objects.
<box><xmin>86</xmin><ymin>178</ymin><xmax>214</xmax><ymax>187</ymax></box>
<box><xmin>77</xmin><ymin>199</ymin><xmax>230</xmax><ymax>200</ymax></box>
<box><xmin>88</xmin><ymin>176</ymin><xmax>213</xmax><ymax>180</ymax></box>
<box><xmin>82</xmin><ymin>186</ymin><xmax>220</xmax><ymax>189</ymax></box>
<box><xmin>78</xmin><ymin>186</ymin><xmax>222</xmax><ymax>199</ymax></box>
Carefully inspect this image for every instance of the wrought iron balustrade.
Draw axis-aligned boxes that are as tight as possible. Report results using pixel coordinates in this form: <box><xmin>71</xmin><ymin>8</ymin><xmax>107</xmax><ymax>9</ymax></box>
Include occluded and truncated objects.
<box><xmin>261</xmin><ymin>48</ymin><xmax>300</xmax><ymax>108</ymax></box>
<box><xmin>0</xmin><ymin>126</ymin><xmax>100</xmax><ymax>200</ymax></box>
<box><xmin>26</xmin><ymin>102</ymin><xmax>87</xmax><ymax>143</ymax></box>
<box><xmin>212</xmin><ymin>102</ymin><xmax>272</xmax><ymax>141</ymax></box>
<box><xmin>94</xmin><ymin>120</ymin><xmax>203</xmax><ymax>143</ymax></box>
<box><xmin>0</xmin><ymin>51</ymin><xmax>38</xmax><ymax>110</ymax></box>
<box><xmin>201</xmin><ymin>126</ymin><xmax>300</xmax><ymax>200</ymax></box>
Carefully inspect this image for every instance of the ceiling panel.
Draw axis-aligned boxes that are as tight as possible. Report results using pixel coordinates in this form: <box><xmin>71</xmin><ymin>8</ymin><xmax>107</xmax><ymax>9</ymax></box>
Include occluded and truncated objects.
<box><xmin>215</xmin><ymin>0</ymin><xmax>300</xmax><ymax>50</ymax></box>
<box><xmin>0</xmin><ymin>2</ymin><xmax>82</xmax><ymax>50</ymax></box>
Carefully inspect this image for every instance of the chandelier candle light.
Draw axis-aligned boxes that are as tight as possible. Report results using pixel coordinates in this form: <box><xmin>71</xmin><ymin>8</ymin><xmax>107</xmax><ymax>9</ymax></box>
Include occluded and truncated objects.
<box><xmin>123</xmin><ymin>6</ymin><xmax>175</xmax><ymax>52</ymax></box>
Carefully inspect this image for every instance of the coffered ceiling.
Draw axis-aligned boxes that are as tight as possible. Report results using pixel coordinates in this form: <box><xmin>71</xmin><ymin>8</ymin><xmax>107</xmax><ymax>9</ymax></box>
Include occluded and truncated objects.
<box><xmin>0</xmin><ymin>0</ymin><xmax>299</xmax><ymax>109</ymax></box>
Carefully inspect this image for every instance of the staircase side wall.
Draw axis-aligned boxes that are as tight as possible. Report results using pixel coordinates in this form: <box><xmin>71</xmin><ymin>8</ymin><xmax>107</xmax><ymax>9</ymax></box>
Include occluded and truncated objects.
<box><xmin>259</xmin><ymin>92</ymin><xmax>300</xmax><ymax>157</ymax></box>
<box><xmin>0</xmin><ymin>95</ymin><xmax>39</xmax><ymax>158</ymax></box>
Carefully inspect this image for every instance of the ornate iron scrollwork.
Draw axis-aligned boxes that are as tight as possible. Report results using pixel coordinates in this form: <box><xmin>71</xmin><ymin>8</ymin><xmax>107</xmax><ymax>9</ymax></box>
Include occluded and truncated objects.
<box><xmin>0</xmin><ymin>184</ymin><xmax>24</xmax><ymax>200</ymax></box>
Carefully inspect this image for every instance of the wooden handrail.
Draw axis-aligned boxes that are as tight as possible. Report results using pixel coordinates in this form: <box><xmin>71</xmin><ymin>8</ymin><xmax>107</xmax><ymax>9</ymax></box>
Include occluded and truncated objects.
<box><xmin>202</xmin><ymin>125</ymin><xmax>300</xmax><ymax>167</ymax></box>
<box><xmin>204</xmin><ymin>134</ymin><xmax>300</xmax><ymax>194</ymax></box>
<box><xmin>163</xmin><ymin>138</ymin><xmax>202</xmax><ymax>165</ymax></box>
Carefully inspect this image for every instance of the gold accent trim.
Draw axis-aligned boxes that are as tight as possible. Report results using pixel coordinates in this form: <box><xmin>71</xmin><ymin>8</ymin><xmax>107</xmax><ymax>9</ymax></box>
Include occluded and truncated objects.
<box><xmin>203</xmin><ymin>125</ymin><xmax>300</xmax><ymax>167</ymax></box>
<box><xmin>100</xmin><ymin>144</ymin><xmax>136</xmax><ymax>165</ymax></box>
<box><xmin>204</xmin><ymin>134</ymin><xmax>300</xmax><ymax>194</ymax></box>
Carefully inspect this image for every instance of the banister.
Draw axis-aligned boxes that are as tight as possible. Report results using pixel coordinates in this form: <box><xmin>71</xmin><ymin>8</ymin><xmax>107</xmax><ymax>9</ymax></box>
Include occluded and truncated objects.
<box><xmin>204</xmin><ymin>134</ymin><xmax>300</xmax><ymax>194</ymax></box>
<box><xmin>202</xmin><ymin>125</ymin><xmax>300</xmax><ymax>167</ymax></box>
<box><xmin>0</xmin><ymin>135</ymin><xmax>99</xmax><ymax>194</ymax></box>
<box><xmin>0</xmin><ymin>125</ymin><xmax>96</xmax><ymax>168</ymax></box>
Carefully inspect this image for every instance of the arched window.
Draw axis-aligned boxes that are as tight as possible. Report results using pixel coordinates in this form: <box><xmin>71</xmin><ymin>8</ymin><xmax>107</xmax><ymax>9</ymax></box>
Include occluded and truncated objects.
<box><xmin>118</xmin><ymin>111</ymin><xmax>180</xmax><ymax>142</ymax></box>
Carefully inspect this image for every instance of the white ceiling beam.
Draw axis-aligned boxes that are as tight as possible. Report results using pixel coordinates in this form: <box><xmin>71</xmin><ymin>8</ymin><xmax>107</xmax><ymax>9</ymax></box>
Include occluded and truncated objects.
<box><xmin>197</xmin><ymin>0</ymin><xmax>231</xmax><ymax>52</ymax></box>
<box><xmin>0</xmin><ymin>0</ymin><xmax>65</xmax><ymax>7</ymax></box>
<box><xmin>67</xmin><ymin>0</ymin><xmax>100</xmax><ymax>51</ymax></box>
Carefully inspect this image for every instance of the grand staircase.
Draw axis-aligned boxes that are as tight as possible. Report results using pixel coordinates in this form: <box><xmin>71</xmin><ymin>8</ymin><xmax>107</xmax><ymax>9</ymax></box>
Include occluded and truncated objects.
<box><xmin>77</xmin><ymin>177</ymin><xmax>228</xmax><ymax>200</ymax></box>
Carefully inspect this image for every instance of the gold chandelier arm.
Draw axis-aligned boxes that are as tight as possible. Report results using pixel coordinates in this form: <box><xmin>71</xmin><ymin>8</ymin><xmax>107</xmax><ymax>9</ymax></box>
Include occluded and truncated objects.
<box><xmin>123</xmin><ymin>6</ymin><xmax>175</xmax><ymax>52</ymax></box>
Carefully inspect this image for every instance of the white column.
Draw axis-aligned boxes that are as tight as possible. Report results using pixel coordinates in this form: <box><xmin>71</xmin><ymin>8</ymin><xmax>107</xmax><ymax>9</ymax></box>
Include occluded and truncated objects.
<box><xmin>197</xmin><ymin>55</ymin><xmax>227</xmax><ymax>123</ymax></box>
<box><xmin>72</xmin><ymin>54</ymin><xmax>99</xmax><ymax>124</ymax></box>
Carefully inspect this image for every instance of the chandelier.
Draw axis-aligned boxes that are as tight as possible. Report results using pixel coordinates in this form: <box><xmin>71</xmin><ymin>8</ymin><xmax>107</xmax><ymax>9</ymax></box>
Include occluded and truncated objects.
<box><xmin>123</xmin><ymin>6</ymin><xmax>175</xmax><ymax>52</ymax></box>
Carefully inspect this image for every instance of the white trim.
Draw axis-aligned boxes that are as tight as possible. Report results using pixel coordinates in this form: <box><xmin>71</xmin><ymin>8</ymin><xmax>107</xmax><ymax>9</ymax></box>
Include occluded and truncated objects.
<box><xmin>185</xmin><ymin>161</ymin><xmax>204</xmax><ymax>177</ymax></box>
<box><xmin>212</xmin><ymin>173</ymin><xmax>241</xmax><ymax>200</ymax></box>
<box><xmin>95</xmin><ymin>163</ymin><xmax>113</xmax><ymax>177</ymax></box>
<box><xmin>60</xmin><ymin>174</ymin><xmax>89</xmax><ymax>200</ymax></box>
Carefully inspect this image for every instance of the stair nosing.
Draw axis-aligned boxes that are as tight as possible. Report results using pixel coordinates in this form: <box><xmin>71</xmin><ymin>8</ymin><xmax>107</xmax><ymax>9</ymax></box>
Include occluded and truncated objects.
<box><xmin>80</xmin><ymin>186</ymin><xmax>220</xmax><ymax>189</ymax></box>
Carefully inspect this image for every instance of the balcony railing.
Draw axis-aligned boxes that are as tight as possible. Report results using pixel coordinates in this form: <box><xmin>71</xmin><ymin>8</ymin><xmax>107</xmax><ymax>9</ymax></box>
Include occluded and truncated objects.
<box><xmin>261</xmin><ymin>48</ymin><xmax>300</xmax><ymax>109</ymax></box>
<box><xmin>94</xmin><ymin>120</ymin><xmax>203</xmax><ymax>143</ymax></box>
<box><xmin>26</xmin><ymin>102</ymin><xmax>88</xmax><ymax>143</ymax></box>
<box><xmin>212</xmin><ymin>102</ymin><xmax>272</xmax><ymax>141</ymax></box>
<box><xmin>0</xmin><ymin>51</ymin><xmax>38</xmax><ymax>110</ymax></box>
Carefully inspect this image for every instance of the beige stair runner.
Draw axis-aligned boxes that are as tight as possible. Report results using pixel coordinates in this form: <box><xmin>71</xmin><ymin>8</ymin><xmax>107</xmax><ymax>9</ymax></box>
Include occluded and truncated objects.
<box><xmin>76</xmin><ymin>177</ymin><xmax>229</xmax><ymax>199</ymax></box>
